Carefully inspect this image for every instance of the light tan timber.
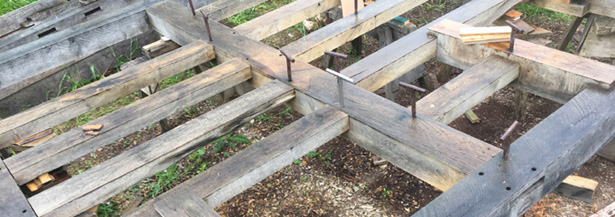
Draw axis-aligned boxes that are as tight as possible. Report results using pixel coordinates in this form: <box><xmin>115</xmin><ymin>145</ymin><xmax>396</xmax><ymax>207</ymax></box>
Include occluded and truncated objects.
<box><xmin>125</xmin><ymin>106</ymin><xmax>349</xmax><ymax>216</ymax></box>
<box><xmin>428</xmin><ymin>19</ymin><xmax>615</xmax><ymax>103</ymax></box>
<box><xmin>235</xmin><ymin>0</ymin><xmax>341</xmax><ymax>41</ymax></box>
<box><xmin>28</xmin><ymin>80</ymin><xmax>294</xmax><ymax>217</ymax></box>
<box><xmin>416</xmin><ymin>55</ymin><xmax>520</xmax><ymax>125</ymax></box>
<box><xmin>553</xmin><ymin>175</ymin><xmax>599</xmax><ymax>203</ymax></box>
<box><xmin>5</xmin><ymin>58</ymin><xmax>251</xmax><ymax>185</ymax></box>
<box><xmin>281</xmin><ymin>0</ymin><xmax>426</xmax><ymax>62</ymax></box>
<box><xmin>0</xmin><ymin>41</ymin><xmax>215</xmax><ymax>149</ymax></box>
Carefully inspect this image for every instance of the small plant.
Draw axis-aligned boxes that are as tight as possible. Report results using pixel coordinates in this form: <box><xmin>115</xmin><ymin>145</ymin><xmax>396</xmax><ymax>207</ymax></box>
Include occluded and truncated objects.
<box><xmin>293</xmin><ymin>159</ymin><xmax>302</xmax><ymax>165</ymax></box>
<box><xmin>279</xmin><ymin>106</ymin><xmax>292</xmax><ymax>116</ymax></box>
<box><xmin>96</xmin><ymin>201</ymin><xmax>121</xmax><ymax>217</ymax></box>
<box><xmin>146</xmin><ymin>164</ymin><xmax>182</xmax><ymax>199</ymax></box>
<box><xmin>516</xmin><ymin>4</ymin><xmax>571</xmax><ymax>22</ymax></box>
<box><xmin>381</xmin><ymin>187</ymin><xmax>393</xmax><ymax>209</ymax></box>
<box><xmin>211</xmin><ymin>133</ymin><xmax>250</xmax><ymax>154</ymax></box>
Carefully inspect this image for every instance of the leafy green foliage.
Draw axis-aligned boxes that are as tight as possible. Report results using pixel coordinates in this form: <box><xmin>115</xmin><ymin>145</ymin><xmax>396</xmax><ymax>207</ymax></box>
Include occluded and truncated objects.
<box><xmin>146</xmin><ymin>164</ymin><xmax>182</xmax><ymax>199</ymax></box>
<box><xmin>516</xmin><ymin>4</ymin><xmax>572</xmax><ymax>22</ymax></box>
<box><xmin>226</xmin><ymin>0</ymin><xmax>295</xmax><ymax>26</ymax></box>
<box><xmin>0</xmin><ymin>0</ymin><xmax>37</xmax><ymax>15</ymax></box>
<box><xmin>96</xmin><ymin>201</ymin><xmax>121</xmax><ymax>217</ymax></box>
<box><xmin>211</xmin><ymin>134</ymin><xmax>250</xmax><ymax>154</ymax></box>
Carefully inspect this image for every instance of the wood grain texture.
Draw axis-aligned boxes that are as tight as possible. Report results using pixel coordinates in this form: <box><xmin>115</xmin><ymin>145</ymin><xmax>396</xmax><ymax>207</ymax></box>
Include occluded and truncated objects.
<box><xmin>281</xmin><ymin>0</ymin><xmax>425</xmax><ymax>62</ymax></box>
<box><xmin>28</xmin><ymin>80</ymin><xmax>294</xmax><ymax>217</ymax></box>
<box><xmin>429</xmin><ymin>19</ymin><xmax>615</xmax><ymax>103</ymax></box>
<box><xmin>0</xmin><ymin>0</ymin><xmax>64</xmax><ymax>37</ymax></box>
<box><xmin>0</xmin><ymin>160</ymin><xmax>36</xmax><ymax>217</ymax></box>
<box><xmin>147</xmin><ymin>1</ymin><xmax>499</xmax><ymax>193</ymax></box>
<box><xmin>553</xmin><ymin>175</ymin><xmax>598</xmax><ymax>203</ymax></box>
<box><xmin>125</xmin><ymin>106</ymin><xmax>348</xmax><ymax>217</ymax></box>
<box><xmin>5</xmin><ymin>58</ymin><xmax>249</xmax><ymax>185</ymax></box>
<box><xmin>586</xmin><ymin>0</ymin><xmax>615</xmax><ymax>19</ymax></box>
<box><xmin>0</xmin><ymin>2</ymin><xmax>152</xmax><ymax>102</ymax></box>
<box><xmin>415</xmin><ymin>87</ymin><xmax>615</xmax><ymax>216</ymax></box>
<box><xmin>0</xmin><ymin>41</ymin><xmax>215</xmax><ymax>149</ymax></box>
<box><xmin>235</xmin><ymin>0</ymin><xmax>340</xmax><ymax>41</ymax></box>
<box><xmin>198</xmin><ymin>0</ymin><xmax>268</xmax><ymax>21</ymax></box>
<box><xmin>417</xmin><ymin>55</ymin><xmax>519</xmax><ymax>124</ymax></box>
<box><xmin>579</xmin><ymin>17</ymin><xmax>615</xmax><ymax>58</ymax></box>
<box><xmin>154</xmin><ymin>188</ymin><xmax>220</xmax><ymax>217</ymax></box>
<box><xmin>342</xmin><ymin>0</ymin><xmax>522</xmax><ymax>92</ymax></box>
<box><xmin>528</xmin><ymin>0</ymin><xmax>589</xmax><ymax>17</ymax></box>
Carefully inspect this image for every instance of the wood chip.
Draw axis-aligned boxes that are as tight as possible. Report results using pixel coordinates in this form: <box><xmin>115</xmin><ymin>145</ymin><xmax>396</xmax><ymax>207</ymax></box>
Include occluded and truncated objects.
<box><xmin>84</xmin><ymin>130</ymin><xmax>100</xmax><ymax>136</ymax></box>
<box><xmin>505</xmin><ymin>10</ymin><xmax>522</xmax><ymax>20</ymax></box>
<box><xmin>38</xmin><ymin>173</ymin><xmax>55</xmax><ymax>184</ymax></box>
<box><xmin>82</xmin><ymin>124</ymin><xmax>103</xmax><ymax>131</ymax></box>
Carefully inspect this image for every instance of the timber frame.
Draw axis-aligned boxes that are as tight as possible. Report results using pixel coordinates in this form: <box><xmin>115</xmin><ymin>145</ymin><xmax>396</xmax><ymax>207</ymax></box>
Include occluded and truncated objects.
<box><xmin>1</xmin><ymin>0</ymin><xmax>614</xmax><ymax>216</ymax></box>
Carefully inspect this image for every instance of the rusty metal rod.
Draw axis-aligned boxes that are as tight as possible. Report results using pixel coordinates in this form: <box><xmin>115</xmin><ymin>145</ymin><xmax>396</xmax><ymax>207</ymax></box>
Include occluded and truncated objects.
<box><xmin>326</xmin><ymin>68</ymin><xmax>354</xmax><ymax>108</ymax></box>
<box><xmin>354</xmin><ymin>0</ymin><xmax>358</xmax><ymax>15</ymax></box>
<box><xmin>501</xmin><ymin>120</ymin><xmax>520</xmax><ymax>159</ymax></box>
<box><xmin>200</xmin><ymin>11</ymin><xmax>212</xmax><ymax>42</ymax></box>
<box><xmin>324</xmin><ymin>50</ymin><xmax>348</xmax><ymax>59</ymax></box>
<box><xmin>280</xmin><ymin>50</ymin><xmax>295</xmax><ymax>82</ymax></box>
<box><xmin>505</xmin><ymin>20</ymin><xmax>524</xmax><ymax>52</ymax></box>
<box><xmin>400</xmin><ymin>82</ymin><xmax>426</xmax><ymax>118</ymax></box>
<box><xmin>188</xmin><ymin>0</ymin><xmax>196</xmax><ymax>16</ymax></box>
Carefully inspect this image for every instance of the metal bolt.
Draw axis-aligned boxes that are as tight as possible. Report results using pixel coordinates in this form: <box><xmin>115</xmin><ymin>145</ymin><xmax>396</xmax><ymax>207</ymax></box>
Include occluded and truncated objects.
<box><xmin>354</xmin><ymin>0</ymin><xmax>358</xmax><ymax>15</ymax></box>
<box><xmin>500</xmin><ymin>120</ymin><xmax>520</xmax><ymax>159</ymax></box>
<box><xmin>324</xmin><ymin>50</ymin><xmax>348</xmax><ymax>71</ymax></box>
<box><xmin>188</xmin><ymin>0</ymin><xmax>196</xmax><ymax>16</ymax></box>
<box><xmin>280</xmin><ymin>50</ymin><xmax>295</xmax><ymax>82</ymax></box>
<box><xmin>200</xmin><ymin>11</ymin><xmax>212</xmax><ymax>42</ymax></box>
<box><xmin>325</xmin><ymin>68</ymin><xmax>354</xmax><ymax>108</ymax></box>
<box><xmin>399</xmin><ymin>82</ymin><xmax>426</xmax><ymax>118</ymax></box>
<box><xmin>505</xmin><ymin>20</ymin><xmax>524</xmax><ymax>52</ymax></box>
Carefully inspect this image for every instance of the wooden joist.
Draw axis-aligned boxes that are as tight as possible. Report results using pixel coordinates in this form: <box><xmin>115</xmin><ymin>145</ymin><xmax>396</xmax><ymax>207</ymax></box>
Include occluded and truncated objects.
<box><xmin>281</xmin><ymin>0</ymin><xmax>426</xmax><ymax>62</ymax></box>
<box><xmin>428</xmin><ymin>19</ymin><xmax>615</xmax><ymax>103</ymax></box>
<box><xmin>126</xmin><ymin>106</ymin><xmax>349</xmax><ymax>217</ymax></box>
<box><xmin>459</xmin><ymin>26</ymin><xmax>512</xmax><ymax>44</ymax></box>
<box><xmin>235</xmin><ymin>0</ymin><xmax>341</xmax><ymax>41</ymax></box>
<box><xmin>0</xmin><ymin>160</ymin><xmax>36</xmax><ymax>217</ymax></box>
<box><xmin>5</xmin><ymin>58</ymin><xmax>250</xmax><ymax>185</ymax></box>
<box><xmin>0</xmin><ymin>1</ymin><xmax>151</xmax><ymax>103</ymax></box>
<box><xmin>0</xmin><ymin>40</ymin><xmax>215</xmax><ymax>149</ymax></box>
<box><xmin>198</xmin><ymin>0</ymin><xmax>268</xmax><ymax>22</ymax></box>
<box><xmin>0</xmin><ymin>0</ymin><xmax>64</xmax><ymax>37</ymax></box>
<box><xmin>416</xmin><ymin>55</ymin><xmax>519</xmax><ymax>124</ymax></box>
<box><xmin>415</xmin><ymin>86</ymin><xmax>615</xmax><ymax>216</ymax></box>
<box><xmin>154</xmin><ymin>188</ymin><xmax>221</xmax><ymax>217</ymax></box>
<box><xmin>528</xmin><ymin>0</ymin><xmax>589</xmax><ymax>17</ymax></box>
<box><xmin>28</xmin><ymin>80</ymin><xmax>294</xmax><ymax>217</ymax></box>
<box><xmin>341</xmin><ymin>0</ymin><xmax>522</xmax><ymax>93</ymax></box>
<box><xmin>147</xmin><ymin>1</ymin><xmax>506</xmax><ymax>193</ymax></box>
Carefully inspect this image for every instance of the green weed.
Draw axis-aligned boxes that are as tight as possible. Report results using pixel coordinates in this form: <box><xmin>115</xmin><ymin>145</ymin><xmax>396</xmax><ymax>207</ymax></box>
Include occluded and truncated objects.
<box><xmin>211</xmin><ymin>133</ymin><xmax>250</xmax><ymax>154</ymax></box>
<box><xmin>146</xmin><ymin>164</ymin><xmax>182</xmax><ymax>199</ymax></box>
<box><xmin>226</xmin><ymin>0</ymin><xmax>295</xmax><ymax>26</ymax></box>
<box><xmin>516</xmin><ymin>4</ymin><xmax>572</xmax><ymax>22</ymax></box>
<box><xmin>0</xmin><ymin>0</ymin><xmax>38</xmax><ymax>15</ymax></box>
<box><xmin>96</xmin><ymin>201</ymin><xmax>121</xmax><ymax>217</ymax></box>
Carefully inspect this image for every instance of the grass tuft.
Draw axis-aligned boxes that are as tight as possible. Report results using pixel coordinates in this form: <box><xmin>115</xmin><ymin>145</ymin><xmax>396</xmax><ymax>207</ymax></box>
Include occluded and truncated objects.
<box><xmin>0</xmin><ymin>0</ymin><xmax>38</xmax><ymax>16</ymax></box>
<box><xmin>516</xmin><ymin>4</ymin><xmax>572</xmax><ymax>22</ymax></box>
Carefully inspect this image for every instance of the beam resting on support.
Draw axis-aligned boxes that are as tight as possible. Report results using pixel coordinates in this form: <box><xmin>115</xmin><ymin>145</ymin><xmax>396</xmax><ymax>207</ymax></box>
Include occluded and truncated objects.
<box><xmin>415</xmin><ymin>86</ymin><xmax>615</xmax><ymax>217</ymax></box>
<box><xmin>342</xmin><ymin>0</ymin><xmax>523</xmax><ymax>92</ymax></box>
<box><xmin>0</xmin><ymin>41</ymin><xmax>215</xmax><ymax>149</ymax></box>
<box><xmin>28</xmin><ymin>80</ymin><xmax>294</xmax><ymax>217</ymax></box>
<box><xmin>428</xmin><ymin>19</ymin><xmax>615</xmax><ymax>103</ymax></box>
<box><xmin>5</xmin><ymin>58</ymin><xmax>250</xmax><ymax>185</ymax></box>
<box><xmin>416</xmin><ymin>55</ymin><xmax>519</xmax><ymax>125</ymax></box>
<box><xmin>147</xmin><ymin>0</ymin><xmax>499</xmax><ymax>192</ymax></box>
<box><xmin>125</xmin><ymin>106</ymin><xmax>349</xmax><ymax>216</ymax></box>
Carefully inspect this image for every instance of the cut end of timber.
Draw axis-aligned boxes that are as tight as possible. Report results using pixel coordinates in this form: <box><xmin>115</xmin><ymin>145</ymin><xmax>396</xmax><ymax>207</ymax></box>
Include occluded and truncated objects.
<box><xmin>459</xmin><ymin>26</ymin><xmax>512</xmax><ymax>45</ymax></box>
<box><xmin>82</xmin><ymin>124</ymin><xmax>104</xmax><ymax>131</ymax></box>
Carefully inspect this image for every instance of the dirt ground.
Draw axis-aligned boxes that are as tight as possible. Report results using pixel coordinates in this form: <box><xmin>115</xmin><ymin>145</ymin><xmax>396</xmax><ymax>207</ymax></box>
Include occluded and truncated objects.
<box><xmin>33</xmin><ymin>1</ymin><xmax>614</xmax><ymax>216</ymax></box>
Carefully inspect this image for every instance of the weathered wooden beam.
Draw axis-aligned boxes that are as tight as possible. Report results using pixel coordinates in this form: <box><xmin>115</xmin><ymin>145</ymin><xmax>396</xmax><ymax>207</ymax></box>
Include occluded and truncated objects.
<box><xmin>0</xmin><ymin>41</ymin><xmax>215</xmax><ymax>149</ymax></box>
<box><xmin>416</xmin><ymin>55</ymin><xmax>519</xmax><ymax>124</ymax></box>
<box><xmin>28</xmin><ymin>80</ymin><xmax>295</xmax><ymax>217</ymax></box>
<box><xmin>0</xmin><ymin>2</ymin><xmax>152</xmax><ymax>102</ymax></box>
<box><xmin>281</xmin><ymin>0</ymin><xmax>426</xmax><ymax>62</ymax></box>
<box><xmin>553</xmin><ymin>175</ymin><xmax>599</xmax><ymax>203</ymax></box>
<box><xmin>154</xmin><ymin>188</ymin><xmax>221</xmax><ymax>217</ymax></box>
<box><xmin>235</xmin><ymin>0</ymin><xmax>340</xmax><ymax>41</ymax></box>
<box><xmin>528</xmin><ymin>0</ymin><xmax>589</xmax><ymax>17</ymax></box>
<box><xmin>198</xmin><ymin>0</ymin><xmax>268</xmax><ymax>22</ymax></box>
<box><xmin>342</xmin><ymin>0</ymin><xmax>523</xmax><ymax>92</ymax></box>
<box><xmin>415</xmin><ymin>87</ymin><xmax>615</xmax><ymax>216</ymax></box>
<box><xmin>5</xmin><ymin>58</ymin><xmax>250</xmax><ymax>185</ymax></box>
<box><xmin>0</xmin><ymin>160</ymin><xmax>36</xmax><ymax>217</ymax></box>
<box><xmin>125</xmin><ymin>106</ymin><xmax>349</xmax><ymax>217</ymax></box>
<box><xmin>598</xmin><ymin>137</ymin><xmax>615</xmax><ymax>162</ymax></box>
<box><xmin>147</xmin><ymin>1</ymin><xmax>500</xmax><ymax>193</ymax></box>
<box><xmin>586</xmin><ymin>0</ymin><xmax>615</xmax><ymax>19</ymax></box>
<box><xmin>428</xmin><ymin>19</ymin><xmax>615</xmax><ymax>103</ymax></box>
<box><xmin>0</xmin><ymin>0</ymin><xmax>64</xmax><ymax>38</ymax></box>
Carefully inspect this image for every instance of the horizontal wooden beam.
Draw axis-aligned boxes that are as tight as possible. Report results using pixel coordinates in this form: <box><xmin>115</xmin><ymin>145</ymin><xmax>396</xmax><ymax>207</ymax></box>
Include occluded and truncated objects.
<box><xmin>0</xmin><ymin>2</ymin><xmax>151</xmax><ymax>102</ymax></box>
<box><xmin>0</xmin><ymin>0</ymin><xmax>63</xmax><ymax>37</ymax></box>
<box><xmin>528</xmin><ymin>0</ymin><xmax>589</xmax><ymax>17</ymax></box>
<box><xmin>587</xmin><ymin>0</ymin><xmax>615</xmax><ymax>18</ymax></box>
<box><xmin>428</xmin><ymin>19</ymin><xmax>615</xmax><ymax>103</ymax></box>
<box><xmin>198</xmin><ymin>0</ymin><xmax>268</xmax><ymax>22</ymax></box>
<box><xmin>281</xmin><ymin>0</ymin><xmax>425</xmax><ymax>62</ymax></box>
<box><xmin>417</xmin><ymin>55</ymin><xmax>519</xmax><ymax>124</ymax></box>
<box><xmin>125</xmin><ymin>106</ymin><xmax>348</xmax><ymax>217</ymax></box>
<box><xmin>0</xmin><ymin>41</ymin><xmax>215</xmax><ymax>149</ymax></box>
<box><xmin>235</xmin><ymin>0</ymin><xmax>340</xmax><ymax>41</ymax></box>
<box><xmin>28</xmin><ymin>80</ymin><xmax>295</xmax><ymax>217</ymax></box>
<box><xmin>153</xmin><ymin>188</ymin><xmax>221</xmax><ymax>217</ymax></box>
<box><xmin>342</xmin><ymin>0</ymin><xmax>522</xmax><ymax>92</ymax></box>
<box><xmin>5</xmin><ymin>58</ymin><xmax>250</xmax><ymax>185</ymax></box>
<box><xmin>0</xmin><ymin>160</ymin><xmax>35</xmax><ymax>217</ymax></box>
<box><xmin>147</xmin><ymin>1</ymin><xmax>499</xmax><ymax>193</ymax></box>
<box><xmin>415</xmin><ymin>86</ymin><xmax>615</xmax><ymax>216</ymax></box>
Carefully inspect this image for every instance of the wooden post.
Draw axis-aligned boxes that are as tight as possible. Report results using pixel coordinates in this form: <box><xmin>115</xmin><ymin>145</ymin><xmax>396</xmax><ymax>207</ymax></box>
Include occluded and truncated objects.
<box><xmin>514</xmin><ymin>89</ymin><xmax>529</xmax><ymax>121</ymax></box>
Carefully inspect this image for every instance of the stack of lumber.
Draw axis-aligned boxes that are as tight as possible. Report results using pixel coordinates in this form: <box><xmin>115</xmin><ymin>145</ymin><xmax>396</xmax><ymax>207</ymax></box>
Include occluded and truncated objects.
<box><xmin>459</xmin><ymin>26</ymin><xmax>512</xmax><ymax>44</ymax></box>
